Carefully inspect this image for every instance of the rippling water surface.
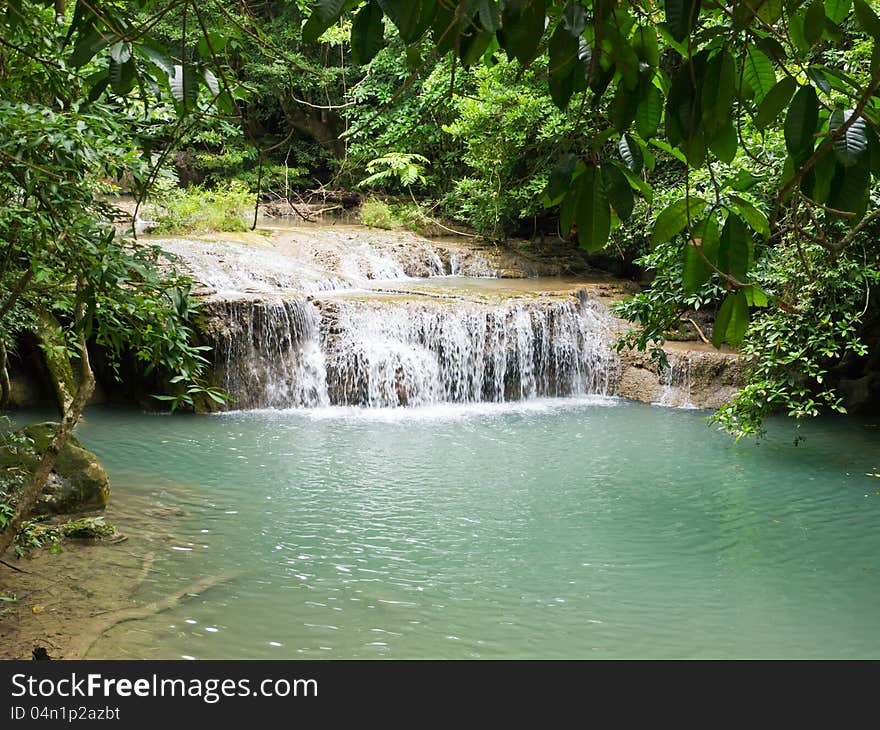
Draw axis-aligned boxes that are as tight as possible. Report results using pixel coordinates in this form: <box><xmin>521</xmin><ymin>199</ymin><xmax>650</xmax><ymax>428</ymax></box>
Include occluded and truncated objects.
<box><xmin>63</xmin><ymin>399</ymin><xmax>880</xmax><ymax>658</ymax></box>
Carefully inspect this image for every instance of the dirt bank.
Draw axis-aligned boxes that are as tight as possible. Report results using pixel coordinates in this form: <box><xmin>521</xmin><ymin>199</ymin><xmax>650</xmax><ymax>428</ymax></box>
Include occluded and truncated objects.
<box><xmin>0</xmin><ymin>488</ymin><xmax>226</xmax><ymax>660</ymax></box>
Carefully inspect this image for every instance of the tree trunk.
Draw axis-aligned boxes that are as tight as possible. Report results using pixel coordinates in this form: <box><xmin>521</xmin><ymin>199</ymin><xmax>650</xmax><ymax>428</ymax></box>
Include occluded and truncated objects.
<box><xmin>0</xmin><ymin>339</ymin><xmax>9</xmax><ymax>409</ymax></box>
<box><xmin>0</xmin><ymin>291</ymin><xmax>94</xmax><ymax>558</ymax></box>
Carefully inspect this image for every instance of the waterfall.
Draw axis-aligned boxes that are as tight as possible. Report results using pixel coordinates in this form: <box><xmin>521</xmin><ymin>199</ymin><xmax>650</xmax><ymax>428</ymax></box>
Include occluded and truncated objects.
<box><xmin>658</xmin><ymin>352</ymin><xmax>694</xmax><ymax>408</ymax></box>
<box><xmin>209</xmin><ymin>294</ymin><xmax>619</xmax><ymax>410</ymax></box>
<box><xmin>212</xmin><ymin>298</ymin><xmax>330</xmax><ymax>409</ymax></box>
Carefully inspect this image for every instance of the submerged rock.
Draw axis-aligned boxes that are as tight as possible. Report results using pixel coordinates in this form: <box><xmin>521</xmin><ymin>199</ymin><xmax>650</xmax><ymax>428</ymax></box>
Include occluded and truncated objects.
<box><xmin>0</xmin><ymin>422</ymin><xmax>110</xmax><ymax>516</ymax></box>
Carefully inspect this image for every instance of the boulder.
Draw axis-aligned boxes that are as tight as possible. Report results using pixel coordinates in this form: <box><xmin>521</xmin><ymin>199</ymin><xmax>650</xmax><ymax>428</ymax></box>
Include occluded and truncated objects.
<box><xmin>0</xmin><ymin>422</ymin><xmax>110</xmax><ymax>516</ymax></box>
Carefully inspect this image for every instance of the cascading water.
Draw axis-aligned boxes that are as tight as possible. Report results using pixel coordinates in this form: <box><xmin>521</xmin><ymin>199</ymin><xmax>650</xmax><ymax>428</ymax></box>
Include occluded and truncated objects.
<box><xmin>211</xmin><ymin>298</ymin><xmax>330</xmax><ymax>409</ymax></box>
<box><xmin>210</xmin><ymin>292</ymin><xmax>619</xmax><ymax>410</ymax></box>
<box><xmin>658</xmin><ymin>352</ymin><xmax>694</xmax><ymax>408</ymax></box>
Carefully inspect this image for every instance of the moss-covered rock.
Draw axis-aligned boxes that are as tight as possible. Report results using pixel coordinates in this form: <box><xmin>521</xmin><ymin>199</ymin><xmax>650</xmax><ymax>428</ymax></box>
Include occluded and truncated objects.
<box><xmin>0</xmin><ymin>422</ymin><xmax>110</xmax><ymax>516</ymax></box>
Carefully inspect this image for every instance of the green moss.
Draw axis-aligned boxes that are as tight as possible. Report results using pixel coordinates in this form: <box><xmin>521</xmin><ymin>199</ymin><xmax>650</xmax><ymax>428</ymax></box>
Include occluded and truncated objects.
<box><xmin>33</xmin><ymin>310</ymin><xmax>76</xmax><ymax>411</ymax></box>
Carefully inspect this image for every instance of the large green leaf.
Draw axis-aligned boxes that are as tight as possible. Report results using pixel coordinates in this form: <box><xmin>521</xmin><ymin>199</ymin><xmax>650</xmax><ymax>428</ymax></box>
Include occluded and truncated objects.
<box><xmin>712</xmin><ymin>291</ymin><xmax>749</xmax><ymax>348</ymax></box>
<box><xmin>709</xmin><ymin>121</ymin><xmax>737</xmax><ymax>163</ymax></box>
<box><xmin>70</xmin><ymin>25</ymin><xmax>113</xmax><ymax>67</ymax></box>
<box><xmin>726</xmin><ymin>291</ymin><xmax>750</xmax><ymax>347</ymax></box>
<box><xmin>618</xmin><ymin>133</ymin><xmax>644</xmax><ymax>172</ymax></box>
<box><xmin>577</xmin><ymin>166</ymin><xmax>611</xmax><ymax>252</ymax></box>
<box><xmin>728</xmin><ymin>196</ymin><xmax>769</xmax><ymax>240</ymax></box>
<box><xmin>854</xmin><ymin>0</ymin><xmax>880</xmax><ymax>35</ymax></box>
<box><xmin>804</xmin><ymin>0</ymin><xmax>826</xmax><ymax>47</ymax></box>
<box><xmin>498</xmin><ymin>0</ymin><xmax>548</xmax><ymax>66</ymax></box>
<box><xmin>825</xmin><ymin>0</ymin><xmax>853</xmax><ymax>24</ymax></box>
<box><xmin>829</xmin><ymin>109</ymin><xmax>868</xmax><ymax>167</ymax></box>
<box><xmin>377</xmin><ymin>0</ymin><xmax>436</xmax><ymax>44</ymax></box>
<box><xmin>610</xmin><ymin>81</ymin><xmax>639</xmax><ymax>132</ymax></box>
<box><xmin>755</xmin><ymin>76</ymin><xmax>797</xmax><ymax>130</ymax></box>
<box><xmin>302</xmin><ymin>0</ymin><xmax>347</xmax><ymax>44</ymax></box>
<box><xmin>601</xmin><ymin>163</ymin><xmax>634</xmax><ymax>221</ymax></box>
<box><xmin>352</xmin><ymin>0</ymin><xmax>385</xmax><ymax>65</ymax></box>
<box><xmin>784</xmin><ymin>85</ymin><xmax>819</xmax><ymax>162</ymax></box>
<box><xmin>544</xmin><ymin>153</ymin><xmax>579</xmax><ymax>206</ymax></box>
<box><xmin>664</xmin><ymin>0</ymin><xmax>702</xmax><ymax>42</ymax></box>
<box><xmin>633</xmin><ymin>25</ymin><xmax>660</xmax><ymax>67</ymax></box>
<box><xmin>636</xmin><ymin>84</ymin><xmax>664</xmax><ymax>139</ymax></box>
<box><xmin>170</xmin><ymin>64</ymin><xmax>199</xmax><ymax>116</ymax></box>
<box><xmin>712</xmin><ymin>293</ymin><xmax>734</xmax><ymax>348</ymax></box>
<box><xmin>548</xmin><ymin>20</ymin><xmax>581</xmax><ymax>109</ymax></box>
<box><xmin>701</xmin><ymin>50</ymin><xmax>735</xmax><ymax>132</ymax></box>
<box><xmin>718</xmin><ymin>213</ymin><xmax>752</xmax><ymax>281</ymax></box>
<box><xmin>650</xmin><ymin>197</ymin><xmax>708</xmax><ymax>248</ymax></box>
<box><xmin>827</xmin><ymin>157</ymin><xmax>871</xmax><ymax>218</ymax></box>
<box><xmin>611</xmin><ymin>160</ymin><xmax>654</xmax><ymax>204</ymax></box>
<box><xmin>682</xmin><ymin>215</ymin><xmax>720</xmax><ymax>295</ymax></box>
<box><xmin>743</xmin><ymin>46</ymin><xmax>776</xmax><ymax>104</ymax></box>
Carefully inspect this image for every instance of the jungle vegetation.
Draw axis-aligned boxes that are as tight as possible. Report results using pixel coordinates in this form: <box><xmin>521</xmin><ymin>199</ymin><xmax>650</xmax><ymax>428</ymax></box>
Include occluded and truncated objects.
<box><xmin>1</xmin><ymin>0</ymin><xmax>880</xmax><ymax>548</ymax></box>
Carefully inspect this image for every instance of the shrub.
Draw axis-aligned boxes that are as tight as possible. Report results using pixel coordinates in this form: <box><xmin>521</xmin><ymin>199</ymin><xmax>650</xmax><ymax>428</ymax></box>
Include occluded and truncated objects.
<box><xmin>145</xmin><ymin>180</ymin><xmax>253</xmax><ymax>234</ymax></box>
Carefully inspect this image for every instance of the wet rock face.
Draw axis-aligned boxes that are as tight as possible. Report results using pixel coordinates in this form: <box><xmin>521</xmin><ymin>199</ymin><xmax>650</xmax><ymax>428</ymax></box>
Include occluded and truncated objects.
<box><xmin>203</xmin><ymin>292</ymin><xmax>621</xmax><ymax>410</ymax></box>
<box><xmin>171</xmin><ymin>225</ymin><xmax>743</xmax><ymax>412</ymax></box>
<box><xmin>616</xmin><ymin>347</ymin><xmax>743</xmax><ymax>409</ymax></box>
<box><xmin>0</xmin><ymin>422</ymin><xmax>110</xmax><ymax>516</ymax></box>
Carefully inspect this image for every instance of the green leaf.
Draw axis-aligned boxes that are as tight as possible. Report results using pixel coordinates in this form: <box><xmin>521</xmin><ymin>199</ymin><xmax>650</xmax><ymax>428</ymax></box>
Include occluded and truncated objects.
<box><xmin>743</xmin><ymin>46</ymin><xmax>776</xmax><ymax>104</ymax></box>
<box><xmin>712</xmin><ymin>293</ymin><xmax>735</xmax><ymax>348</ymax></box>
<box><xmin>351</xmin><ymin>0</ymin><xmax>386</xmax><ymax>65</ymax></box>
<box><xmin>804</xmin><ymin>148</ymin><xmax>837</xmax><ymax>203</ymax></box>
<box><xmin>825</xmin><ymin>0</ymin><xmax>852</xmax><ymax>24</ymax></box>
<box><xmin>755</xmin><ymin>76</ymin><xmax>797</xmax><ymax>130</ymax></box>
<box><xmin>633</xmin><ymin>25</ymin><xmax>660</xmax><ymax>67</ymax></box>
<box><xmin>474</xmin><ymin>0</ymin><xmax>502</xmax><ymax>32</ymax></box>
<box><xmin>744</xmin><ymin>286</ymin><xmax>768</xmax><ymax>307</ymax></box>
<box><xmin>784</xmin><ymin>85</ymin><xmax>819</xmax><ymax>163</ymax></box>
<box><xmin>728</xmin><ymin>196</ymin><xmax>769</xmax><ymax>240</ymax></box>
<box><xmin>804</xmin><ymin>0</ymin><xmax>826</xmax><ymax>47</ymax></box>
<box><xmin>854</xmin><ymin>0</ymin><xmax>880</xmax><ymax>35</ymax></box>
<box><xmin>664</xmin><ymin>0</ymin><xmax>701</xmax><ymax>42</ymax></box>
<box><xmin>70</xmin><ymin>25</ymin><xmax>112</xmax><ymax>67</ymax></box>
<box><xmin>726</xmin><ymin>291</ymin><xmax>750</xmax><ymax>347</ymax></box>
<box><xmin>828</xmin><ymin>157</ymin><xmax>871</xmax><ymax>218</ymax></box>
<box><xmin>649</xmin><ymin>138</ymin><xmax>688</xmax><ymax>164</ymax></box>
<box><xmin>611</xmin><ymin>160</ymin><xmax>654</xmax><ymax>204</ymax></box>
<box><xmin>202</xmin><ymin>69</ymin><xmax>220</xmax><ymax>97</ymax></box>
<box><xmin>636</xmin><ymin>84</ymin><xmax>664</xmax><ymax>139</ymax></box>
<box><xmin>709</xmin><ymin>121</ymin><xmax>737</xmax><ymax>163</ymax></box>
<box><xmin>135</xmin><ymin>43</ymin><xmax>174</xmax><ymax>78</ymax></box>
<box><xmin>718</xmin><ymin>213</ymin><xmax>752</xmax><ymax>281</ymax></box>
<box><xmin>682</xmin><ymin>215</ymin><xmax>720</xmax><ymax>294</ymax></box>
<box><xmin>701</xmin><ymin>50</ymin><xmax>735</xmax><ymax>132</ymax></box>
<box><xmin>544</xmin><ymin>153</ymin><xmax>579</xmax><ymax>206</ymax></box>
<box><xmin>109</xmin><ymin>58</ymin><xmax>135</xmax><ymax>96</ymax></box>
<box><xmin>170</xmin><ymin>64</ymin><xmax>199</xmax><ymax>116</ymax></box>
<box><xmin>611</xmin><ymin>81</ymin><xmax>639</xmax><ymax>133</ymax></box>
<box><xmin>197</xmin><ymin>31</ymin><xmax>229</xmax><ymax>59</ymax></box>
<box><xmin>601</xmin><ymin>163</ymin><xmax>634</xmax><ymax>221</ymax></box>
<box><xmin>548</xmin><ymin>21</ymin><xmax>581</xmax><ymax>109</ymax></box>
<box><xmin>618</xmin><ymin>133</ymin><xmax>644</xmax><ymax>172</ymax></box>
<box><xmin>651</xmin><ymin>197</ymin><xmax>708</xmax><ymax>248</ymax></box>
<box><xmin>577</xmin><ymin>166</ymin><xmax>611</xmax><ymax>252</ymax></box>
<box><xmin>302</xmin><ymin>0</ymin><xmax>347</xmax><ymax>44</ymax></box>
<box><xmin>498</xmin><ymin>0</ymin><xmax>548</xmax><ymax>66</ymax></box>
<box><xmin>560</xmin><ymin>171</ymin><xmax>584</xmax><ymax>235</ymax></box>
<box><xmin>110</xmin><ymin>41</ymin><xmax>131</xmax><ymax>64</ymax></box>
<box><xmin>829</xmin><ymin>109</ymin><xmax>868</xmax><ymax>167</ymax></box>
<box><xmin>724</xmin><ymin>169</ymin><xmax>764</xmax><ymax>192</ymax></box>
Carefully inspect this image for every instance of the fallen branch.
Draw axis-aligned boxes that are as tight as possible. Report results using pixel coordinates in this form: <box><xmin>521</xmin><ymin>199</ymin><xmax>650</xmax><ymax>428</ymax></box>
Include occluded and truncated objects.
<box><xmin>0</xmin><ymin>559</ymin><xmax>29</xmax><ymax>574</ymax></box>
<box><xmin>68</xmin><ymin>573</ymin><xmax>237</xmax><ymax>659</ymax></box>
<box><xmin>687</xmin><ymin>317</ymin><xmax>711</xmax><ymax>346</ymax></box>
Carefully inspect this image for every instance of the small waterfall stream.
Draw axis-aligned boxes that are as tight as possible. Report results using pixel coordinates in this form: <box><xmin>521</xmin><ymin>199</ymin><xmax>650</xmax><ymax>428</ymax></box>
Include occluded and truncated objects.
<box><xmin>175</xmin><ymin>227</ymin><xmax>623</xmax><ymax>410</ymax></box>
<box><xmin>209</xmin><ymin>293</ymin><xmax>619</xmax><ymax>410</ymax></box>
